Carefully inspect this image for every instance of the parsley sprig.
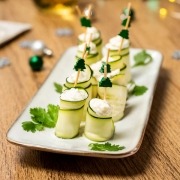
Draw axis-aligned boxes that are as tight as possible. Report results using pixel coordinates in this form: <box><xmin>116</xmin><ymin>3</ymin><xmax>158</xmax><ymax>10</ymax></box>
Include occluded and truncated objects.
<box><xmin>22</xmin><ymin>104</ymin><xmax>59</xmax><ymax>133</ymax></box>
<box><xmin>133</xmin><ymin>50</ymin><xmax>153</xmax><ymax>67</ymax></box>
<box><xmin>89</xmin><ymin>142</ymin><xmax>125</xmax><ymax>151</ymax></box>
<box><xmin>132</xmin><ymin>85</ymin><xmax>148</xmax><ymax>96</ymax></box>
<box><xmin>54</xmin><ymin>82</ymin><xmax>63</xmax><ymax>93</ymax></box>
<box><xmin>128</xmin><ymin>81</ymin><xmax>148</xmax><ymax>96</ymax></box>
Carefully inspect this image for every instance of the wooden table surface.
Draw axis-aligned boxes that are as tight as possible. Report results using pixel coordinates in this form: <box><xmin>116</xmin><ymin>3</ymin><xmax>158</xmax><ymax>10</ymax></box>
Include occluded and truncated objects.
<box><xmin>0</xmin><ymin>0</ymin><xmax>180</xmax><ymax>179</ymax></box>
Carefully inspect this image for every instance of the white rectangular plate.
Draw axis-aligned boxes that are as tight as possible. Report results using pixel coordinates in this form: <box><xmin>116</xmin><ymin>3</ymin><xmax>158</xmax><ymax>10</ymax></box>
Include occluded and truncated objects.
<box><xmin>7</xmin><ymin>47</ymin><xmax>162</xmax><ymax>158</ymax></box>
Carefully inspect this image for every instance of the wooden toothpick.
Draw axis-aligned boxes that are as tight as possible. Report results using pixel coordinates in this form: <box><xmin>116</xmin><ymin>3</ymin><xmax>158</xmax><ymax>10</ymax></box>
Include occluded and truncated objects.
<box><xmin>118</xmin><ymin>15</ymin><xmax>131</xmax><ymax>52</ymax></box>
<box><xmin>118</xmin><ymin>2</ymin><xmax>131</xmax><ymax>53</ymax></box>
<box><xmin>86</xmin><ymin>4</ymin><xmax>92</xmax><ymax>19</ymax></box>
<box><xmin>74</xmin><ymin>44</ymin><xmax>87</xmax><ymax>87</ymax></box>
<box><xmin>88</xmin><ymin>33</ymin><xmax>92</xmax><ymax>46</ymax></box>
<box><xmin>75</xmin><ymin>5</ymin><xmax>82</xmax><ymax>17</ymax></box>
<box><xmin>127</xmin><ymin>2</ymin><xmax>131</xmax><ymax>17</ymax></box>
<box><xmin>84</xmin><ymin>5</ymin><xmax>92</xmax><ymax>42</ymax></box>
<box><xmin>125</xmin><ymin>16</ymin><xmax>131</xmax><ymax>29</ymax></box>
<box><xmin>103</xmin><ymin>49</ymin><xmax>110</xmax><ymax>100</ymax></box>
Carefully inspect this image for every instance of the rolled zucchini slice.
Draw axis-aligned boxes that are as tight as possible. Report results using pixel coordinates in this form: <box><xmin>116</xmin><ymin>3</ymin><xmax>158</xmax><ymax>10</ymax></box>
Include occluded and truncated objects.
<box><xmin>98</xmin><ymin>85</ymin><xmax>127</xmax><ymax>121</ymax></box>
<box><xmin>98</xmin><ymin>84</ymin><xmax>127</xmax><ymax>103</ymax></box>
<box><xmin>55</xmin><ymin>88</ymin><xmax>88</xmax><ymax>139</ymax></box>
<box><xmin>63</xmin><ymin>83</ymin><xmax>92</xmax><ymax>121</ymax></box>
<box><xmin>64</xmin><ymin>65</ymin><xmax>92</xmax><ymax>88</ymax></box>
<box><xmin>59</xmin><ymin>96</ymin><xmax>87</xmax><ymax>109</ymax></box>
<box><xmin>84</xmin><ymin>109</ymin><xmax>114</xmax><ymax>142</ymax></box>
<box><xmin>63</xmin><ymin>65</ymin><xmax>93</xmax><ymax>121</ymax></box>
<box><xmin>109</xmin><ymin>64</ymin><xmax>129</xmax><ymax>86</ymax></box>
<box><xmin>55</xmin><ymin>105</ymin><xmax>84</xmax><ymax>139</ymax></box>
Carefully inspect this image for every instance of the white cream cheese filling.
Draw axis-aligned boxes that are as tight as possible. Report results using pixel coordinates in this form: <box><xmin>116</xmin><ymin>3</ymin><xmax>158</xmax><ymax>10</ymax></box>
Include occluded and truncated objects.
<box><xmin>90</xmin><ymin>98</ymin><xmax>112</xmax><ymax>117</ymax></box>
<box><xmin>61</xmin><ymin>88</ymin><xmax>88</xmax><ymax>101</ymax></box>
<box><xmin>78</xmin><ymin>42</ymin><xmax>97</xmax><ymax>54</ymax></box>
<box><xmin>67</xmin><ymin>70</ymin><xmax>90</xmax><ymax>83</ymax></box>
<box><xmin>105</xmin><ymin>35</ymin><xmax>129</xmax><ymax>50</ymax></box>
<box><xmin>78</xmin><ymin>27</ymin><xmax>100</xmax><ymax>42</ymax></box>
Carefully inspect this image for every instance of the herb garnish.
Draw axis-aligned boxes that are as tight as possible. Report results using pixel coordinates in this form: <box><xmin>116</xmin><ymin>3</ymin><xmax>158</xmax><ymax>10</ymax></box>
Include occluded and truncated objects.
<box><xmin>54</xmin><ymin>82</ymin><xmax>63</xmax><ymax>93</ymax></box>
<box><xmin>132</xmin><ymin>85</ymin><xmax>148</xmax><ymax>96</ymax></box>
<box><xmin>133</xmin><ymin>50</ymin><xmax>153</xmax><ymax>67</ymax></box>
<box><xmin>128</xmin><ymin>81</ymin><xmax>148</xmax><ymax>96</ymax></box>
<box><xmin>99</xmin><ymin>62</ymin><xmax>111</xmax><ymax>73</ymax></box>
<box><xmin>80</xmin><ymin>17</ymin><xmax>91</xmax><ymax>27</ymax></box>
<box><xmin>118</xmin><ymin>29</ymin><xmax>129</xmax><ymax>39</ymax></box>
<box><xmin>121</xmin><ymin>18</ymin><xmax>131</xmax><ymax>27</ymax></box>
<box><xmin>99</xmin><ymin>77</ymin><xmax>112</xmax><ymax>87</ymax></box>
<box><xmin>74</xmin><ymin>58</ymin><xmax>86</xmax><ymax>71</ymax></box>
<box><xmin>89</xmin><ymin>142</ymin><xmax>125</xmax><ymax>151</ymax></box>
<box><xmin>22</xmin><ymin>104</ymin><xmax>59</xmax><ymax>133</ymax></box>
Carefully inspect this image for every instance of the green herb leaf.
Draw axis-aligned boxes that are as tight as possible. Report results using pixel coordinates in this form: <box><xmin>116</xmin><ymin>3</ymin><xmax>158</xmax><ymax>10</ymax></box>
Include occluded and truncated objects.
<box><xmin>121</xmin><ymin>18</ymin><xmax>131</xmax><ymax>27</ymax></box>
<box><xmin>80</xmin><ymin>17</ymin><xmax>91</xmax><ymax>27</ymax></box>
<box><xmin>22</xmin><ymin>104</ymin><xmax>59</xmax><ymax>133</ymax></box>
<box><xmin>89</xmin><ymin>142</ymin><xmax>125</xmax><ymax>151</ymax></box>
<box><xmin>54</xmin><ymin>82</ymin><xmax>63</xmax><ymax>93</ymax></box>
<box><xmin>74</xmin><ymin>58</ymin><xmax>86</xmax><ymax>71</ymax></box>
<box><xmin>22</xmin><ymin>121</ymin><xmax>36</xmax><ymax>133</ymax></box>
<box><xmin>86</xmin><ymin>46</ymin><xmax>90</xmax><ymax>52</ymax></box>
<box><xmin>132</xmin><ymin>85</ymin><xmax>148</xmax><ymax>96</ymax></box>
<box><xmin>118</xmin><ymin>29</ymin><xmax>129</xmax><ymax>39</ymax></box>
<box><xmin>99</xmin><ymin>77</ymin><xmax>112</xmax><ymax>87</ymax></box>
<box><xmin>133</xmin><ymin>50</ymin><xmax>153</xmax><ymax>67</ymax></box>
<box><xmin>123</xmin><ymin>8</ymin><xmax>135</xmax><ymax>21</ymax></box>
<box><xmin>99</xmin><ymin>62</ymin><xmax>111</xmax><ymax>73</ymax></box>
<box><xmin>30</xmin><ymin>107</ymin><xmax>47</xmax><ymax>124</ymax></box>
<box><xmin>47</xmin><ymin>104</ymin><xmax>59</xmax><ymax>125</ymax></box>
<box><xmin>35</xmin><ymin>124</ymin><xmax>44</xmax><ymax>131</ymax></box>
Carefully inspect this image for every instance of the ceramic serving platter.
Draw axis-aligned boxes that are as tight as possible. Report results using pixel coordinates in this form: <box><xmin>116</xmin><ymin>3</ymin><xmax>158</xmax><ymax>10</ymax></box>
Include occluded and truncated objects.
<box><xmin>7</xmin><ymin>47</ymin><xmax>162</xmax><ymax>158</ymax></box>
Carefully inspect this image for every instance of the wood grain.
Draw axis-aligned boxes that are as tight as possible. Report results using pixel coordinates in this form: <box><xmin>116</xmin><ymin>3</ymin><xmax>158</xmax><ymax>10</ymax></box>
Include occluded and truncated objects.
<box><xmin>0</xmin><ymin>0</ymin><xmax>180</xmax><ymax>179</ymax></box>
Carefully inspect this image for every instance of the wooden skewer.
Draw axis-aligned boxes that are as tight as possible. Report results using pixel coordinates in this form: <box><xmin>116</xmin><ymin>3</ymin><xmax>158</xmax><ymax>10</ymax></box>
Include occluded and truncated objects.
<box><xmin>118</xmin><ymin>2</ymin><xmax>131</xmax><ymax>53</ymax></box>
<box><xmin>88</xmin><ymin>33</ymin><xmax>92</xmax><ymax>45</ymax></box>
<box><xmin>75</xmin><ymin>5</ymin><xmax>82</xmax><ymax>17</ymax></box>
<box><xmin>118</xmin><ymin>15</ymin><xmax>131</xmax><ymax>52</ymax></box>
<box><xmin>83</xmin><ymin>50</ymin><xmax>89</xmax><ymax>60</ymax></box>
<box><xmin>84</xmin><ymin>5</ymin><xmax>92</xmax><ymax>41</ymax></box>
<box><xmin>127</xmin><ymin>2</ymin><xmax>131</xmax><ymax>17</ymax></box>
<box><xmin>104</xmin><ymin>49</ymin><xmax>110</xmax><ymax>100</ymax></box>
<box><xmin>103</xmin><ymin>64</ymin><xmax>107</xmax><ymax>100</ymax></box>
<box><xmin>103</xmin><ymin>80</ymin><xmax>107</xmax><ymax>100</ymax></box>
<box><xmin>74</xmin><ymin>44</ymin><xmax>87</xmax><ymax>87</ymax></box>
<box><xmin>82</xmin><ymin>43</ymin><xmax>87</xmax><ymax>58</ymax></box>
<box><xmin>125</xmin><ymin>16</ymin><xmax>131</xmax><ymax>29</ymax></box>
<box><xmin>86</xmin><ymin>4</ymin><xmax>92</xmax><ymax>19</ymax></box>
<box><xmin>106</xmin><ymin>48</ymin><xmax>110</xmax><ymax>64</ymax></box>
<box><xmin>74</xmin><ymin>70</ymin><xmax>80</xmax><ymax>88</ymax></box>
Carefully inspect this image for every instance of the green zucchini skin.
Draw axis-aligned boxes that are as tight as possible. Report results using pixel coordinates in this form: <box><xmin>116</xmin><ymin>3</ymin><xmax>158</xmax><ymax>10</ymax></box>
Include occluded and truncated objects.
<box><xmin>60</xmin><ymin>97</ymin><xmax>87</xmax><ymax>110</ymax></box>
<box><xmin>55</xmin><ymin>105</ymin><xmax>85</xmax><ymax>139</ymax></box>
<box><xmin>109</xmin><ymin>47</ymin><xmax>129</xmax><ymax>56</ymax></box>
<box><xmin>84</xmin><ymin>109</ymin><xmax>115</xmax><ymax>142</ymax></box>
